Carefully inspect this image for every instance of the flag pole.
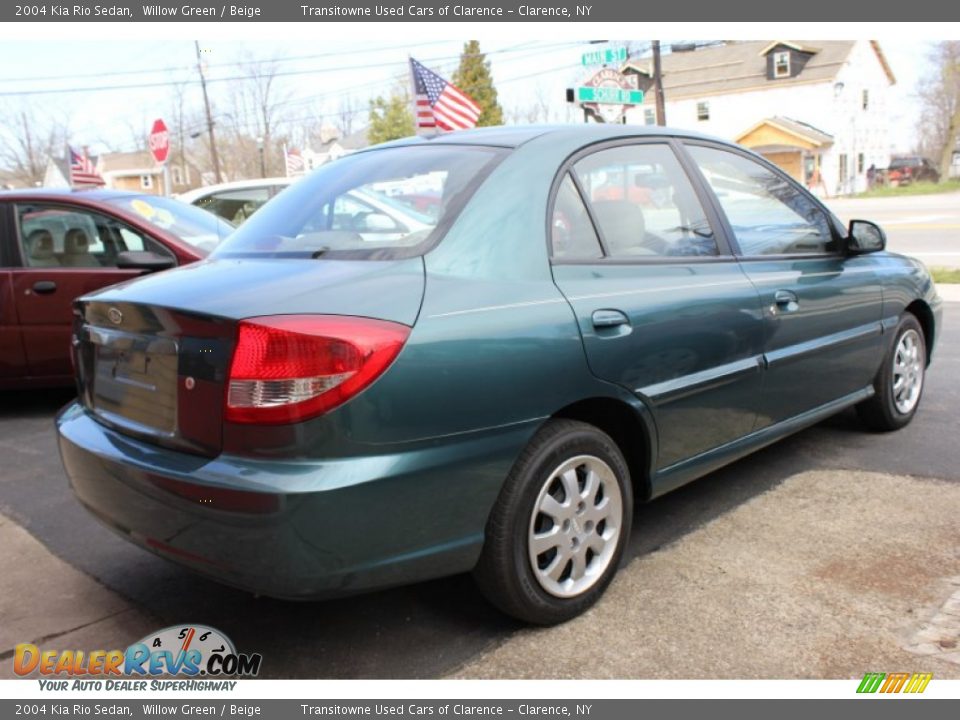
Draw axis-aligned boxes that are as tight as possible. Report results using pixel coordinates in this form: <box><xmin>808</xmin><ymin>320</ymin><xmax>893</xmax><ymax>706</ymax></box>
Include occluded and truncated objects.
<box><xmin>408</xmin><ymin>56</ymin><xmax>420</xmax><ymax>137</ymax></box>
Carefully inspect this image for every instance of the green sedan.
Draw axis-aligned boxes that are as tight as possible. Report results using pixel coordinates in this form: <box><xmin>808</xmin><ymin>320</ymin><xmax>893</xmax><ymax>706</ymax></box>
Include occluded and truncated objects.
<box><xmin>57</xmin><ymin>126</ymin><xmax>942</xmax><ymax>625</ymax></box>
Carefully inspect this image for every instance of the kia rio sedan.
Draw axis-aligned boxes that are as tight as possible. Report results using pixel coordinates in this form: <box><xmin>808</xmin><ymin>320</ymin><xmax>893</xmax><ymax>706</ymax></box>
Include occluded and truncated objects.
<box><xmin>57</xmin><ymin>126</ymin><xmax>942</xmax><ymax>624</ymax></box>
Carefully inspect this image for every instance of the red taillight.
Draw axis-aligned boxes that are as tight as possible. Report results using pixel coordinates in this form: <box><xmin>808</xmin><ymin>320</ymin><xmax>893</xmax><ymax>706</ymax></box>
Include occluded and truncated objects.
<box><xmin>225</xmin><ymin>315</ymin><xmax>410</xmax><ymax>425</ymax></box>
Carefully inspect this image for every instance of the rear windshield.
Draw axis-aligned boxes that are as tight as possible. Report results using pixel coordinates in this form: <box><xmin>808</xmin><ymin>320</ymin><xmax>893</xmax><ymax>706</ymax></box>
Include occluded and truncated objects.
<box><xmin>104</xmin><ymin>195</ymin><xmax>235</xmax><ymax>254</ymax></box>
<box><xmin>888</xmin><ymin>157</ymin><xmax>920</xmax><ymax>169</ymax></box>
<box><xmin>211</xmin><ymin>144</ymin><xmax>505</xmax><ymax>260</ymax></box>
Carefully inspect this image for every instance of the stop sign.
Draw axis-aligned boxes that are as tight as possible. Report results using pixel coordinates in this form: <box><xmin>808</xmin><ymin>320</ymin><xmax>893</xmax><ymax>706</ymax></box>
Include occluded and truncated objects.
<box><xmin>148</xmin><ymin>118</ymin><xmax>170</xmax><ymax>165</ymax></box>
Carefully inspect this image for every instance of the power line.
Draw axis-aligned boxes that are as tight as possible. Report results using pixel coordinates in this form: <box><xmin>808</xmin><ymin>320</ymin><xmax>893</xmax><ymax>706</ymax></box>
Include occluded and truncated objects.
<box><xmin>0</xmin><ymin>39</ymin><xmax>454</xmax><ymax>84</ymax></box>
<box><xmin>0</xmin><ymin>41</ymin><xmax>586</xmax><ymax>98</ymax></box>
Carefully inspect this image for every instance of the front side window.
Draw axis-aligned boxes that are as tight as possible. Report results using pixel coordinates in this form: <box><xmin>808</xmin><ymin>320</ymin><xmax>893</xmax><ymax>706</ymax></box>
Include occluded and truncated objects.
<box><xmin>572</xmin><ymin>144</ymin><xmax>719</xmax><ymax>258</ymax></box>
<box><xmin>687</xmin><ymin>144</ymin><xmax>835</xmax><ymax>256</ymax></box>
<box><xmin>16</xmin><ymin>204</ymin><xmax>173</xmax><ymax>268</ymax></box>
<box><xmin>214</xmin><ymin>145</ymin><xmax>504</xmax><ymax>260</ymax></box>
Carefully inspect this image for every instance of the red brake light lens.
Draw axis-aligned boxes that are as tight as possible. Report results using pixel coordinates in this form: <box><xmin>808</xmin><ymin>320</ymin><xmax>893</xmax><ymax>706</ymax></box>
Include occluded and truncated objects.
<box><xmin>225</xmin><ymin>315</ymin><xmax>410</xmax><ymax>424</ymax></box>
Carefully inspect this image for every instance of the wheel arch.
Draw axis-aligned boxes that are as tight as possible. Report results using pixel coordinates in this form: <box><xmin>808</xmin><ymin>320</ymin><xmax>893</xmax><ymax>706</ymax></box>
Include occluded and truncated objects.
<box><xmin>551</xmin><ymin>396</ymin><xmax>655</xmax><ymax>503</ymax></box>
<box><xmin>905</xmin><ymin>299</ymin><xmax>935</xmax><ymax>364</ymax></box>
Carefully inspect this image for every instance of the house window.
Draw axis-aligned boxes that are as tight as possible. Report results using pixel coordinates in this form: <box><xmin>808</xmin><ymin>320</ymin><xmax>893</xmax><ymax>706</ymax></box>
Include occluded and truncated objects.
<box><xmin>862</xmin><ymin>89</ymin><xmax>869</xmax><ymax>110</ymax></box>
<box><xmin>696</xmin><ymin>101</ymin><xmax>710</xmax><ymax>122</ymax></box>
<box><xmin>858</xmin><ymin>153</ymin><xmax>865</xmax><ymax>174</ymax></box>
<box><xmin>140</xmin><ymin>174</ymin><xmax>153</xmax><ymax>190</ymax></box>
<box><xmin>839</xmin><ymin>154</ymin><xmax>848</xmax><ymax>185</ymax></box>
<box><xmin>644</xmin><ymin>108</ymin><xmax>656</xmax><ymax>126</ymax></box>
<box><xmin>171</xmin><ymin>166</ymin><xmax>184</xmax><ymax>186</ymax></box>
<box><xmin>773</xmin><ymin>51</ymin><xmax>791</xmax><ymax>78</ymax></box>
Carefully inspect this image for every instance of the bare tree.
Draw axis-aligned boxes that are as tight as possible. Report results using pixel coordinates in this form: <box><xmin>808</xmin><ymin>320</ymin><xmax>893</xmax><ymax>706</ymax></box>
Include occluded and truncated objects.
<box><xmin>0</xmin><ymin>103</ymin><xmax>69</xmax><ymax>187</ymax></box>
<box><xmin>336</xmin><ymin>95</ymin><xmax>357</xmax><ymax>136</ymax></box>
<box><xmin>917</xmin><ymin>41</ymin><xmax>960</xmax><ymax>180</ymax></box>
<box><xmin>220</xmin><ymin>55</ymin><xmax>294</xmax><ymax>179</ymax></box>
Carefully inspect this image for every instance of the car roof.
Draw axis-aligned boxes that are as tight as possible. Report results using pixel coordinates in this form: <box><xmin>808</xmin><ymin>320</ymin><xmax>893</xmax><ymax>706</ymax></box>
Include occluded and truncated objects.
<box><xmin>176</xmin><ymin>177</ymin><xmax>294</xmax><ymax>203</ymax></box>
<box><xmin>0</xmin><ymin>188</ymin><xmax>152</xmax><ymax>202</ymax></box>
<box><xmin>378</xmin><ymin>124</ymin><xmax>724</xmax><ymax>150</ymax></box>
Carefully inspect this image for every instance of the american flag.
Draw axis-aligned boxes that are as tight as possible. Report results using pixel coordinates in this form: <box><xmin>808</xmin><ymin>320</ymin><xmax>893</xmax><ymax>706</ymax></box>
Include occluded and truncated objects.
<box><xmin>68</xmin><ymin>145</ymin><xmax>104</xmax><ymax>187</ymax></box>
<box><xmin>410</xmin><ymin>57</ymin><xmax>481</xmax><ymax>133</ymax></box>
<box><xmin>284</xmin><ymin>145</ymin><xmax>305</xmax><ymax>177</ymax></box>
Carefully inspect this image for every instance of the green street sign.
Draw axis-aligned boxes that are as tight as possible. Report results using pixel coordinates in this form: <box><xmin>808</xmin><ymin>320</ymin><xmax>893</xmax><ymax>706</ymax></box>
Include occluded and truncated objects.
<box><xmin>581</xmin><ymin>47</ymin><xmax>628</xmax><ymax>66</ymax></box>
<box><xmin>576</xmin><ymin>86</ymin><xmax>644</xmax><ymax>105</ymax></box>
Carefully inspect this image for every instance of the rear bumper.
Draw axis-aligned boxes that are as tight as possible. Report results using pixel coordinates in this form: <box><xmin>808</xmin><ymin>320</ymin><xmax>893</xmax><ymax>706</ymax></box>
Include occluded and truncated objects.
<box><xmin>57</xmin><ymin>402</ymin><xmax>536</xmax><ymax>599</ymax></box>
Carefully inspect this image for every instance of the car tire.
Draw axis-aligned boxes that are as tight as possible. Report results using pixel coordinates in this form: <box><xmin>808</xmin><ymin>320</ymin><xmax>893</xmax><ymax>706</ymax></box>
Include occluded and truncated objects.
<box><xmin>473</xmin><ymin>419</ymin><xmax>633</xmax><ymax>625</ymax></box>
<box><xmin>857</xmin><ymin>314</ymin><xmax>926</xmax><ymax>432</ymax></box>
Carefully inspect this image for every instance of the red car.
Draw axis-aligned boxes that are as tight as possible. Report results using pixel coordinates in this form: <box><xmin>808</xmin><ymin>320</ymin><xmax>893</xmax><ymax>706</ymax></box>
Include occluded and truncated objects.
<box><xmin>0</xmin><ymin>189</ymin><xmax>233</xmax><ymax>389</ymax></box>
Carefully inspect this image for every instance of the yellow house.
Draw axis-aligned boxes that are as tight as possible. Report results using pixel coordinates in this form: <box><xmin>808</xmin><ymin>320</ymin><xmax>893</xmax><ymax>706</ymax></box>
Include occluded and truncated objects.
<box><xmin>735</xmin><ymin>116</ymin><xmax>834</xmax><ymax>187</ymax></box>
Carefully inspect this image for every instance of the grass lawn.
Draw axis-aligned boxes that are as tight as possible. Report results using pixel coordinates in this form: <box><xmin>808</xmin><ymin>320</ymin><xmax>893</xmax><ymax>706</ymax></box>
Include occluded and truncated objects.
<box><xmin>931</xmin><ymin>267</ymin><xmax>960</xmax><ymax>284</ymax></box>
<box><xmin>856</xmin><ymin>180</ymin><xmax>960</xmax><ymax>198</ymax></box>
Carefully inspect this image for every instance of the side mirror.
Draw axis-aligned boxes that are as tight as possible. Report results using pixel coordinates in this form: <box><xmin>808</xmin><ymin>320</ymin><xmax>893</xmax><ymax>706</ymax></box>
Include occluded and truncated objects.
<box><xmin>847</xmin><ymin>219</ymin><xmax>886</xmax><ymax>254</ymax></box>
<box><xmin>116</xmin><ymin>250</ymin><xmax>177</xmax><ymax>272</ymax></box>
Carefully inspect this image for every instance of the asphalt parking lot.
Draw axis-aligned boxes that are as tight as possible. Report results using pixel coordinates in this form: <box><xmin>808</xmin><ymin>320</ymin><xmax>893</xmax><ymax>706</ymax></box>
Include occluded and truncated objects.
<box><xmin>1</xmin><ymin>303</ymin><xmax>958</xmax><ymax>680</ymax></box>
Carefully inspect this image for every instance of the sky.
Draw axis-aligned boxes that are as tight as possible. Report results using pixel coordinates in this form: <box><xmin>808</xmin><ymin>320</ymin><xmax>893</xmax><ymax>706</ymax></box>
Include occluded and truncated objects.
<box><xmin>0</xmin><ymin>38</ymin><xmax>938</xmax><ymax>158</ymax></box>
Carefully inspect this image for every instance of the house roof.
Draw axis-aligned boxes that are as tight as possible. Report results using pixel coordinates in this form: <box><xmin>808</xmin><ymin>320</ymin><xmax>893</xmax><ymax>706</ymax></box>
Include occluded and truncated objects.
<box><xmin>621</xmin><ymin>41</ymin><xmax>894</xmax><ymax>101</ymax></box>
<box><xmin>316</xmin><ymin>127</ymin><xmax>370</xmax><ymax>153</ymax></box>
<box><xmin>736</xmin><ymin>116</ymin><xmax>835</xmax><ymax>149</ymax></box>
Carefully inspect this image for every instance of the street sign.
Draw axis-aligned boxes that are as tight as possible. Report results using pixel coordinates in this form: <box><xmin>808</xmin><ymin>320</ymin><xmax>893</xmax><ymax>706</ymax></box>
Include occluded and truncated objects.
<box><xmin>577</xmin><ymin>68</ymin><xmax>643</xmax><ymax>123</ymax></box>
<box><xmin>581</xmin><ymin>47</ymin><xmax>628</xmax><ymax>66</ymax></box>
<box><xmin>148</xmin><ymin>119</ymin><xmax>170</xmax><ymax>165</ymax></box>
<box><xmin>577</xmin><ymin>86</ymin><xmax>644</xmax><ymax>105</ymax></box>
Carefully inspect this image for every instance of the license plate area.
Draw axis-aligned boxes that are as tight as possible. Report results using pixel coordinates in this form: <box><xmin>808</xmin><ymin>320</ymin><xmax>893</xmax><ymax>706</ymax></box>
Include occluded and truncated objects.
<box><xmin>86</xmin><ymin>326</ymin><xmax>179</xmax><ymax>436</ymax></box>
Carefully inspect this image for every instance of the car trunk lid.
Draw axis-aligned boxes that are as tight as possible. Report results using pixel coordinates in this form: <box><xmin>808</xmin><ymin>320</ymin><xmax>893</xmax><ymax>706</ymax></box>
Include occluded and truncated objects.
<box><xmin>72</xmin><ymin>258</ymin><xmax>425</xmax><ymax>457</ymax></box>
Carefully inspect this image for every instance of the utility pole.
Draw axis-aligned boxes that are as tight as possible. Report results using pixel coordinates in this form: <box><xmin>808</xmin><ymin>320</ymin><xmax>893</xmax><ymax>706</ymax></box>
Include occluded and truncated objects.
<box><xmin>195</xmin><ymin>41</ymin><xmax>222</xmax><ymax>184</ymax></box>
<box><xmin>652</xmin><ymin>40</ymin><xmax>667</xmax><ymax>127</ymax></box>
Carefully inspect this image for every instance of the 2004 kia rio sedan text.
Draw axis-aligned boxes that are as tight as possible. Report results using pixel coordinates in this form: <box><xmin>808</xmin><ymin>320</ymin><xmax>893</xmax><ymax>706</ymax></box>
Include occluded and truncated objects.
<box><xmin>57</xmin><ymin>126</ymin><xmax>942</xmax><ymax>624</ymax></box>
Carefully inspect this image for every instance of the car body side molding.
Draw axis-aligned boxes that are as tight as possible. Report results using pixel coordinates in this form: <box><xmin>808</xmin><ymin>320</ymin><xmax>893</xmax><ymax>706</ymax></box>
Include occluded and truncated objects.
<box><xmin>651</xmin><ymin>385</ymin><xmax>875</xmax><ymax>499</ymax></box>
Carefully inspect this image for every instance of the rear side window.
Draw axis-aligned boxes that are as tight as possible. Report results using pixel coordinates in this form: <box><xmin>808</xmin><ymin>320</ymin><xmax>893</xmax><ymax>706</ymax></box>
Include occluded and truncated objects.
<box><xmin>687</xmin><ymin>145</ymin><xmax>834</xmax><ymax>256</ymax></box>
<box><xmin>213</xmin><ymin>145</ymin><xmax>505</xmax><ymax>260</ymax></box>
<box><xmin>572</xmin><ymin>143</ymin><xmax>719</xmax><ymax>258</ymax></box>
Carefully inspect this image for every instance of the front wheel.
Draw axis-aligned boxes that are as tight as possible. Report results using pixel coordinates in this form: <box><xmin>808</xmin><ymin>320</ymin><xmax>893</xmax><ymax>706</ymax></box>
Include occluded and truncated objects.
<box><xmin>857</xmin><ymin>314</ymin><xmax>926</xmax><ymax>432</ymax></box>
<box><xmin>473</xmin><ymin>419</ymin><xmax>633</xmax><ymax>625</ymax></box>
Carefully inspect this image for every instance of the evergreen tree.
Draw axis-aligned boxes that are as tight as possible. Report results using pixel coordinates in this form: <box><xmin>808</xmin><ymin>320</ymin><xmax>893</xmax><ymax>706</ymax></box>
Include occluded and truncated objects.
<box><xmin>452</xmin><ymin>41</ymin><xmax>504</xmax><ymax>127</ymax></box>
<box><xmin>367</xmin><ymin>93</ymin><xmax>415</xmax><ymax>144</ymax></box>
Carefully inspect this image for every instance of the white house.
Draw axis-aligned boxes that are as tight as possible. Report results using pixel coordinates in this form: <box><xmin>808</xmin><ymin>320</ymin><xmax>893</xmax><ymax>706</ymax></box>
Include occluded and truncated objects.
<box><xmin>302</xmin><ymin>127</ymin><xmax>369</xmax><ymax>171</ymax></box>
<box><xmin>622</xmin><ymin>40</ymin><xmax>897</xmax><ymax>196</ymax></box>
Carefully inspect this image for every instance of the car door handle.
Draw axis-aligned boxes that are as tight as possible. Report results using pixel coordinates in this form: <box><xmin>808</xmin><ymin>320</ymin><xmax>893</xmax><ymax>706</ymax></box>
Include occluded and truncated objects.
<box><xmin>773</xmin><ymin>290</ymin><xmax>799</xmax><ymax>312</ymax></box>
<box><xmin>591</xmin><ymin>309</ymin><xmax>630</xmax><ymax>329</ymax></box>
<box><xmin>31</xmin><ymin>281</ymin><xmax>57</xmax><ymax>295</ymax></box>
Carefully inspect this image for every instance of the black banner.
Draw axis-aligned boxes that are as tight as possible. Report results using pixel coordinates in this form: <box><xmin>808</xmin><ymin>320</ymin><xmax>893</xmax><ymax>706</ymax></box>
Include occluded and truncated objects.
<box><xmin>3</xmin><ymin>0</ymin><xmax>959</xmax><ymax>22</ymax></box>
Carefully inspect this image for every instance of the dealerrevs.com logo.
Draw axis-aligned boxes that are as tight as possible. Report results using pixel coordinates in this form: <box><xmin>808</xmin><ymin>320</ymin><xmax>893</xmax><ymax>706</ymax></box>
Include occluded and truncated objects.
<box><xmin>14</xmin><ymin>625</ymin><xmax>262</xmax><ymax>689</ymax></box>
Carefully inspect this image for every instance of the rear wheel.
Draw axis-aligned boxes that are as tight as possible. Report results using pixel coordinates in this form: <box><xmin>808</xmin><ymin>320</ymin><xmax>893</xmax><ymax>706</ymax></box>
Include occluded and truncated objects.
<box><xmin>857</xmin><ymin>314</ymin><xmax>926</xmax><ymax>431</ymax></box>
<box><xmin>474</xmin><ymin>419</ymin><xmax>633</xmax><ymax>625</ymax></box>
